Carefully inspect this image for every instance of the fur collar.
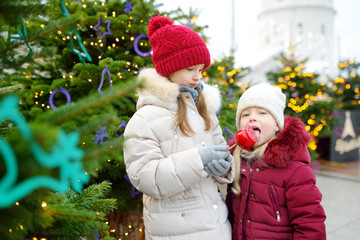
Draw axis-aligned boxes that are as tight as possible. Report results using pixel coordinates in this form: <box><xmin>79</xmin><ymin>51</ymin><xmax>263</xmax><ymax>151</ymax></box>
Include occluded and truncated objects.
<box><xmin>264</xmin><ymin>116</ymin><xmax>311</xmax><ymax>167</ymax></box>
<box><xmin>136</xmin><ymin>68</ymin><xmax>221</xmax><ymax>114</ymax></box>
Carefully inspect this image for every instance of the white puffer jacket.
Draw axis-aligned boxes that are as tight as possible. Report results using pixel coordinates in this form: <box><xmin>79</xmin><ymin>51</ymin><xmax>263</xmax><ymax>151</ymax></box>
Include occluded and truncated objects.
<box><xmin>124</xmin><ymin>68</ymin><xmax>234</xmax><ymax>240</ymax></box>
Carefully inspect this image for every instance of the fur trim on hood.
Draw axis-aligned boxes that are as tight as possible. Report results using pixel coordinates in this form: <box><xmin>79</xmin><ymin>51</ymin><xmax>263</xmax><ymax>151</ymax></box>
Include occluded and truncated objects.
<box><xmin>264</xmin><ymin>116</ymin><xmax>311</xmax><ymax>167</ymax></box>
<box><xmin>137</xmin><ymin>68</ymin><xmax>221</xmax><ymax>114</ymax></box>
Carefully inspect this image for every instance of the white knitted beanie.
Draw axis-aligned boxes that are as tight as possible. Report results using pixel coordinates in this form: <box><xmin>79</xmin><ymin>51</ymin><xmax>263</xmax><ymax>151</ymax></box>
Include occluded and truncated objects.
<box><xmin>236</xmin><ymin>83</ymin><xmax>286</xmax><ymax>130</ymax></box>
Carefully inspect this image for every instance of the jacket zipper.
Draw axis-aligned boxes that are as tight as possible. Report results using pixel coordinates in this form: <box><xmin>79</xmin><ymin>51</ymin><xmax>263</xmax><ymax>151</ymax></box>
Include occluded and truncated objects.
<box><xmin>268</xmin><ymin>184</ymin><xmax>281</xmax><ymax>222</ymax></box>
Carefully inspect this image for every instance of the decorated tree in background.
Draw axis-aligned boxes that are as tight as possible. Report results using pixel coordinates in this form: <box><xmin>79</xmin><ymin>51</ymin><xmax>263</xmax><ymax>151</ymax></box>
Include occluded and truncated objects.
<box><xmin>0</xmin><ymin>0</ymin><xmax>213</xmax><ymax>239</ymax></box>
<box><xmin>331</xmin><ymin>60</ymin><xmax>360</xmax><ymax>110</ymax></box>
<box><xmin>266</xmin><ymin>54</ymin><xmax>336</xmax><ymax>159</ymax></box>
<box><xmin>205</xmin><ymin>54</ymin><xmax>250</xmax><ymax>138</ymax></box>
<box><xmin>0</xmin><ymin>1</ymin><xmax>141</xmax><ymax>238</ymax></box>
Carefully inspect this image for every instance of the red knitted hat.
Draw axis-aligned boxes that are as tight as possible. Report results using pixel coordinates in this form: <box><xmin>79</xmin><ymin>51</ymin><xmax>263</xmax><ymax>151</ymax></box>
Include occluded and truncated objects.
<box><xmin>147</xmin><ymin>15</ymin><xmax>211</xmax><ymax>77</ymax></box>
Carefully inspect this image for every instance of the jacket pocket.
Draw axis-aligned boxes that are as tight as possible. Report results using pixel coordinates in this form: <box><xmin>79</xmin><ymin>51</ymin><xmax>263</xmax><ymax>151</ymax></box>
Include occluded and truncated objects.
<box><xmin>268</xmin><ymin>184</ymin><xmax>281</xmax><ymax>222</ymax></box>
<box><xmin>161</xmin><ymin>197</ymin><xmax>200</xmax><ymax>211</ymax></box>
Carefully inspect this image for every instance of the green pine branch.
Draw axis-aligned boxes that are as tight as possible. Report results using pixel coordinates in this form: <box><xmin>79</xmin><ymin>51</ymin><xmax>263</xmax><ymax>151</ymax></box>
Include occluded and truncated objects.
<box><xmin>34</xmin><ymin>78</ymin><xmax>140</xmax><ymax>126</ymax></box>
<box><xmin>0</xmin><ymin>14</ymin><xmax>85</xmax><ymax>71</ymax></box>
<box><xmin>35</xmin><ymin>181</ymin><xmax>116</xmax><ymax>239</ymax></box>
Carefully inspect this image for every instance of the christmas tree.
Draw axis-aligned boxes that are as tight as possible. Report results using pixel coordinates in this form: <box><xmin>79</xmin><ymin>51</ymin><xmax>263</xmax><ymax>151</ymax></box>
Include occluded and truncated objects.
<box><xmin>205</xmin><ymin>54</ymin><xmax>250</xmax><ymax>139</ymax></box>
<box><xmin>0</xmin><ymin>0</ymin><xmax>212</xmax><ymax>239</ymax></box>
<box><xmin>332</xmin><ymin>59</ymin><xmax>360</xmax><ymax>110</ymax></box>
<box><xmin>265</xmin><ymin>54</ymin><xmax>336</xmax><ymax>158</ymax></box>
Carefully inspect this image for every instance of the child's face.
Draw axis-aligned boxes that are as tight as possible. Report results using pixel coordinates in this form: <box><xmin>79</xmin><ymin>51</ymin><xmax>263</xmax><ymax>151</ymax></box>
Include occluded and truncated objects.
<box><xmin>239</xmin><ymin>107</ymin><xmax>280</xmax><ymax>148</ymax></box>
<box><xmin>168</xmin><ymin>64</ymin><xmax>205</xmax><ymax>89</ymax></box>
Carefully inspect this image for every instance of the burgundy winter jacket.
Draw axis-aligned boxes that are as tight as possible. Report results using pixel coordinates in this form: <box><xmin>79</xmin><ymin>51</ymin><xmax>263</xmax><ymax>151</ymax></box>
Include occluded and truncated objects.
<box><xmin>226</xmin><ymin>116</ymin><xmax>326</xmax><ymax>240</ymax></box>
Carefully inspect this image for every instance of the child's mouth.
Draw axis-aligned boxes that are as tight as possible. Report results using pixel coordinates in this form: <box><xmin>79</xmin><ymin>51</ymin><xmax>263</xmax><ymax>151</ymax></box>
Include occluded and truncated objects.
<box><xmin>252</xmin><ymin>126</ymin><xmax>261</xmax><ymax>139</ymax></box>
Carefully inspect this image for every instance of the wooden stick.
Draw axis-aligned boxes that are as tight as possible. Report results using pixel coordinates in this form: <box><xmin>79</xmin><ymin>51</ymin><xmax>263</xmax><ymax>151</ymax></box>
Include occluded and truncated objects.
<box><xmin>228</xmin><ymin>143</ymin><xmax>236</xmax><ymax>151</ymax></box>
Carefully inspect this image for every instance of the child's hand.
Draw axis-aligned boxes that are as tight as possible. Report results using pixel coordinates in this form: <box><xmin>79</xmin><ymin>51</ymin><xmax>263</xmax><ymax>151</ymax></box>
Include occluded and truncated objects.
<box><xmin>198</xmin><ymin>145</ymin><xmax>230</xmax><ymax>166</ymax></box>
<box><xmin>204</xmin><ymin>156</ymin><xmax>232</xmax><ymax>176</ymax></box>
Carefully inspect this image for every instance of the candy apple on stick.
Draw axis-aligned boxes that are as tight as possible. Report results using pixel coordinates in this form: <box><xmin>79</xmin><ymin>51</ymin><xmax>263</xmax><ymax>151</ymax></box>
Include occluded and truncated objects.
<box><xmin>228</xmin><ymin>125</ymin><xmax>258</xmax><ymax>151</ymax></box>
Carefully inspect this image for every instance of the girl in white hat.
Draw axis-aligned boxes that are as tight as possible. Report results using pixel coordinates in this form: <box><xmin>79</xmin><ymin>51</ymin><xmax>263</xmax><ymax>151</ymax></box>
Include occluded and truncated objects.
<box><xmin>226</xmin><ymin>83</ymin><xmax>326</xmax><ymax>240</ymax></box>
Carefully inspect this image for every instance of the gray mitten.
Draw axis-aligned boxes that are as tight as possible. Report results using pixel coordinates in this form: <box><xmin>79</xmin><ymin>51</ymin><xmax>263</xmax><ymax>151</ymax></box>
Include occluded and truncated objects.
<box><xmin>198</xmin><ymin>145</ymin><xmax>230</xmax><ymax>167</ymax></box>
<box><xmin>204</xmin><ymin>159</ymin><xmax>231</xmax><ymax>176</ymax></box>
<box><xmin>225</xmin><ymin>153</ymin><xmax>233</xmax><ymax>163</ymax></box>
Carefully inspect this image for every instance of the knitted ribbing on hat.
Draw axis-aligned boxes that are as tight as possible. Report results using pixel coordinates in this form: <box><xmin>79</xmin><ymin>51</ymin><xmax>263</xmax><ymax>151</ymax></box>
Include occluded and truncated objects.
<box><xmin>147</xmin><ymin>15</ymin><xmax>211</xmax><ymax>77</ymax></box>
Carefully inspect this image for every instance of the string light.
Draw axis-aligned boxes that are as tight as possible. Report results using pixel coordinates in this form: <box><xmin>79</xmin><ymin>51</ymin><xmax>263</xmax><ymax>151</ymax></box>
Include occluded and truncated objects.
<box><xmin>110</xmin><ymin>218</ymin><xmax>144</xmax><ymax>239</ymax></box>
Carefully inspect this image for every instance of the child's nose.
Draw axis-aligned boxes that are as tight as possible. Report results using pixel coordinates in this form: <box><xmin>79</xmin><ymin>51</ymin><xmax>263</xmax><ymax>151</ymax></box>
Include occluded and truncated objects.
<box><xmin>193</xmin><ymin>71</ymin><xmax>201</xmax><ymax>80</ymax></box>
<box><xmin>249</xmin><ymin>114</ymin><xmax>257</xmax><ymax>121</ymax></box>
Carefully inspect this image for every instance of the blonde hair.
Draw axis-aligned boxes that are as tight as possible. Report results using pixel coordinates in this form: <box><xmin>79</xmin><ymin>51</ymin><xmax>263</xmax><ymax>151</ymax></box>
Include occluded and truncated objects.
<box><xmin>173</xmin><ymin>87</ymin><xmax>212</xmax><ymax>137</ymax></box>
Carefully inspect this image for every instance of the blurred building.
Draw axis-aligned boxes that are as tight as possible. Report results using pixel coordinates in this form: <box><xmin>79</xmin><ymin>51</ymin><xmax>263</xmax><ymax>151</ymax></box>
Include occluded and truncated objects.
<box><xmin>242</xmin><ymin>0</ymin><xmax>337</xmax><ymax>84</ymax></box>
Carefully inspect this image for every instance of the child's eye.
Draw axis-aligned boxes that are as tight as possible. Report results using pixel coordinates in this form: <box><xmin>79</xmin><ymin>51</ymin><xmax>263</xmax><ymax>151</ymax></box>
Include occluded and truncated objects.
<box><xmin>187</xmin><ymin>67</ymin><xmax>194</xmax><ymax>71</ymax></box>
<box><xmin>259</xmin><ymin>111</ymin><xmax>267</xmax><ymax>115</ymax></box>
<box><xmin>242</xmin><ymin>113</ymin><xmax>249</xmax><ymax>117</ymax></box>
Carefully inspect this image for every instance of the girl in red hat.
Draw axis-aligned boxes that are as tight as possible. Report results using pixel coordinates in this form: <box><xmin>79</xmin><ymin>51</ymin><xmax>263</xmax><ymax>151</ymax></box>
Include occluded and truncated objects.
<box><xmin>123</xmin><ymin>15</ymin><xmax>234</xmax><ymax>240</ymax></box>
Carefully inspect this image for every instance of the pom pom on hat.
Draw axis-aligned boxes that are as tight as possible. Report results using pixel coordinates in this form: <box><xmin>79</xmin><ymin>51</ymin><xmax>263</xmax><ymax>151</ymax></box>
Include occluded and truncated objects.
<box><xmin>235</xmin><ymin>83</ymin><xmax>286</xmax><ymax>131</ymax></box>
<box><xmin>147</xmin><ymin>15</ymin><xmax>173</xmax><ymax>37</ymax></box>
<box><xmin>147</xmin><ymin>15</ymin><xmax>211</xmax><ymax>77</ymax></box>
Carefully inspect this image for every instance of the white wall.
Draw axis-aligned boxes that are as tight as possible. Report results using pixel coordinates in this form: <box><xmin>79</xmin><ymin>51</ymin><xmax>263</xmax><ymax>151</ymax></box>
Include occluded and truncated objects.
<box><xmin>257</xmin><ymin>0</ymin><xmax>337</xmax><ymax>77</ymax></box>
